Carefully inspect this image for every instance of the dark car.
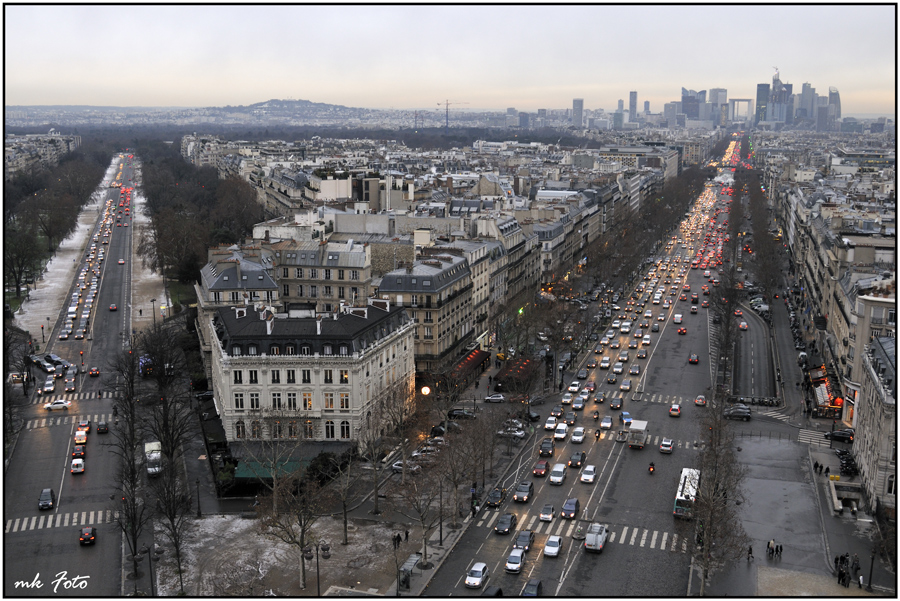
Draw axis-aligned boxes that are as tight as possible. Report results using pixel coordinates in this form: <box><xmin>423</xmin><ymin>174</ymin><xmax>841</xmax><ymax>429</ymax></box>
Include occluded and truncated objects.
<box><xmin>824</xmin><ymin>430</ymin><xmax>854</xmax><ymax>443</ymax></box>
<box><xmin>513</xmin><ymin>481</ymin><xmax>534</xmax><ymax>503</ymax></box>
<box><xmin>568</xmin><ymin>451</ymin><xmax>586</xmax><ymax>468</ymax></box>
<box><xmin>494</xmin><ymin>513</ymin><xmax>517</xmax><ymax>534</ymax></box>
<box><xmin>194</xmin><ymin>390</ymin><xmax>215</xmax><ymax>401</ymax></box>
<box><xmin>561</xmin><ymin>498</ymin><xmax>580</xmax><ymax>519</ymax></box>
<box><xmin>521</xmin><ymin>579</ymin><xmax>543</xmax><ymax>597</ymax></box>
<box><xmin>609</xmin><ymin>397</ymin><xmax>622</xmax><ymax>410</ymax></box>
<box><xmin>38</xmin><ymin>488</ymin><xmax>56</xmax><ymax>510</ymax></box>
<box><xmin>539</xmin><ymin>437</ymin><xmax>555</xmax><ymax>457</ymax></box>
<box><xmin>96</xmin><ymin>421</ymin><xmax>108</xmax><ymax>434</ymax></box>
<box><xmin>76</xmin><ymin>420</ymin><xmax>91</xmax><ymax>433</ymax></box>
<box><xmin>533</xmin><ymin>460</ymin><xmax>550</xmax><ymax>477</ymax></box>
<box><xmin>564</xmin><ymin>411</ymin><xmax>576</xmax><ymax>426</ymax></box>
<box><xmin>79</xmin><ymin>526</ymin><xmax>97</xmax><ymax>545</ymax></box>
<box><xmin>514</xmin><ymin>530</ymin><xmax>535</xmax><ymax>552</ymax></box>
<box><xmin>448</xmin><ymin>408</ymin><xmax>477</xmax><ymax>420</ymax></box>
<box><xmin>72</xmin><ymin>445</ymin><xmax>86</xmax><ymax>458</ymax></box>
<box><xmin>724</xmin><ymin>407</ymin><xmax>751</xmax><ymax>421</ymax></box>
<box><xmin>550</xmin><ymin>405</ymin><xmax>564</xmax><ymax>418</ymax></box>
<box><xmin>486</xmin><ymin>487</ymin><xmax>507</xmax><ymax>507</ymax></box>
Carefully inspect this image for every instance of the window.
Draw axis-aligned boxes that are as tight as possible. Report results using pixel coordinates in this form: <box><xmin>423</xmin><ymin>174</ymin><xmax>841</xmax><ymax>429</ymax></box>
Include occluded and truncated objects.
<box><xmin>304</xmin><ymin>420</ymin><xmax>314</xmax><ymax>439</ymax></box>
<box><xmin>301</xmin><ymin>345</ymin><xmax>311</xmax><ymax>355</ymax></box>
<box><xmin>325</xmin><ymin>420</ymin><xmax>335</xmax><ymax>439</ymax></box>
<box><xmin>340</xmin><ymin>369</ymin><xmax>349</xmax><ymax>384</ymax></box>
<box><xmin>283</xmin><ymin>284</ymin><xmax>290</xmax><ymax>297</ymax></box>
<box><xmin>309</xmin><ymin>268</ymin><xmax>318</xmax><ymax>279</ymax></box>
<box><xmin>324</xmin><ymin>269</ymin><xmax>332</xmax><ymax>280</ymax></box>
<box><xmin>295</xmin><ymin>268</ymin><xmax>303</xmax><ymax>278</ymax></box>
<box><xmin>270</xmin><ymin>345</ymin><xmax>280</xmax><ymax>356</ymax></box>
<box><xmin>297</xmin><ymin>285</ymin><xmax>304</xmax><ymax>297</ymax></box>
<box><xmin>282</xmin><ymin>268</ymin><xmax>289</xmax><ymax>278</ymax></box>
<box><xmin>324</xmin><ymin>303</ymin><xmax>333</xmax><ymax>312</ymax></box>
<box><xmin>213</xmin><ymin>292</ymin><xmax>222</xmax><ymax>303</ymax></box>
<box><xmin>250</xmin><ymin>392</ymin><xmax>259</xmax><ymax>410</ymax></box>
<box><xmin>232</xmin><ymin>346</ymin><xmax>242</xmax><ymax>356</ymax></box>
<box><xmin>340</xmin><ymin>393</ymin><xmax>350</xmax><ymax>410</ymax></box>
<box><xmin>324</xmin><ymin>344</ymin><xmax>332</xmax><ymax>355</ymax></box>
<box><xmin>302</xmin><ymin>369</ymin><xmax>311</xmax><ymax>383</ymax></box>
<box><xmin>287</xmin><ymin>392</ymin><xmax>297</xmax><ymax>410</ymax></box>
<box><xmin>272</xmin><ymin>392</ymin><xmax>281</xmax><ymax>409</ymax></box>
<box><xmin>350</xmin><ymin>287</ymin><xmax>359</xmax><ymax>300</ymax></box>
<box><xmin>339</xmin><ymin>345</ymin><xmax>348</xmax><ymax>356</ymax></box>
<box><xmin>351</xmin><ymin>270</ymin><xmax>360</xmax><ymax>280</ymax></box>
<box><xmin>235</xmin><ymin>420</ymin><xmax>246</xmax><ymax>438</ymax></box>
<box><xmin>272</xmin><ymin>421</ymin><xmax>282</xmax><ymax>439</ymax></box>
<box><xmin>231</xmin><ymin>291</ymin><xmax>240</xmax><ymax>303</ymax></box>
<box><xmin>271</xmin><ymin>369</ymin><xmax>280</xmax><ymax>384</ymax></box>
<box><xmin>251</xmin><ymin>420</ymin><xmax>261</xmax><ymax>439</ymax></box>
<box><xmin>424</xmin><ymin>311</ymin><xmax>433</xmax><ymax>323</ymax></box>
<box><xmin>310</xmin><ymin>286</ymin><xmax>317</xmax><ymax>298</ymax></box>
<box><xmin>324</xmin><ymin>286</ymin><xmax>332</xmax><ymax>297</ymax></box>
<box><xmin>286</xmin><ymin>345</ymin><xmax>296</xmax><ymax>356</ymax></box>
<box><xmin>324</xmin><ymin>392</ymin><xmax>334</xmax><ymax>410</ymax></box>
<box><xmin>303</xmin><ymin>392</ymin><xmax>312</xmax><ymax>410</ymax></box>
<box><xmin>248</xmin><ymin>345</ymin><xmax>258</xmax><ymax>356</ymax></box>
<box><xmin>249</xmin><ymin>370</ymin><xmax>258</xmax><ymax>384</ymax></box>
<box><xmin>411</xmin><ymin>294</ymin><xmax>418</xmax><ymax>306</ymax></box>
<box><xmin>340</xmin><ymin>420</ymin><xmax>350</xmax><ymax>439</ymax></box>
<box><xmin>288</xmin><ymin>420</ymin><xmax>298</xmax><ymax>438</ymax></box>
<box><xmin>338</xmin><ymin>287</ymin><xmax>345</xmax><ymax>299</ymax></box>
<box><xmin>324</xmin><ymin>370</ymin><xmax>333</xmax><ymax>384</ymax></box>
<box><xmin>234</xmin><ymin>370</ymin><xmax>243</xmax><ymax>384</ymax></box>
<box><xmin>286</xmin><ymin>369</ymin><xmax>296</xmax><ymax>384</ymax></box>
<box><xmin>234</xmin><ymin>392</ymin><xmax>244</xmax><ymax>410</ymax></box>
<box><xmin>338</xmin><ymin>269</ymin><xmax>345</xmax><ymax>280</ymax></box>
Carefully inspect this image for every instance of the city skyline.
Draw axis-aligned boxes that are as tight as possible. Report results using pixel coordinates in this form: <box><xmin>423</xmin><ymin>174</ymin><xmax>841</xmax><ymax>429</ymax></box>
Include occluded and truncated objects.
<box><xmin>5</xmin><ymin>5</ymin><xmax>896</xmax><ymax>116</ymax></box>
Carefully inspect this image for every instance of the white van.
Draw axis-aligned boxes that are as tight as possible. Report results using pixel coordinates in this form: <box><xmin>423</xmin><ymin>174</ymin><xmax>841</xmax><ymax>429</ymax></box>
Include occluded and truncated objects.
<box><xmin>673</xmin><ymin>314</ymin><xmax>683</xmax><ymax>324</ymax></box>
<box><xmin>620</xmin><ymin>321</ymin><xmax>632</xmax><ymax>334</ymax></box>
<box><xmin>549</xmin><ymin>463</ymin><xmax>567</xmax><ymax>485</ymax></box>
<box><xmin>642</xmin><ymin>335</ymin><xmax>652</xmax><ymax>347</ymax></box>
<box><xmin>554</xmin><ymin>423</ymin><xmax>568</xmax><ymax>440</ymax></box>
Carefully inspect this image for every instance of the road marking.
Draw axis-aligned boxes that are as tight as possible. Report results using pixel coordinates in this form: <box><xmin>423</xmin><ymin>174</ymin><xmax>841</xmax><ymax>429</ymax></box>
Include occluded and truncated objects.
<box><xmin>671</xmin><ymin>533</ymin><xmax>679</xmax><ymax>551</ymax></box>
<box><xmin>88</xmin><ymin>511</ymin><xmax>95</xmax><ymax>524</ymax></box>
<box><xmin>554</xmin><ymin>520</ymin><xmax>565</xmax><ymax>536</ymax></box>
<box><xmin>11</xmin><ymin>519</ymin><xmax>20</xmax><ymax>533</ymax></box>
<box><xmin>55</xmin><ymin>513</ymin><xmax>62</xmax><ymax>527</ymax></box>
<box><xmin>650</xmin><ymin>530</ymin><xmax>658</xmax><ymax>549</ymax></box>
<box><xmin>38</xmin><ymin>515</ymin><xmax>46</xmax><ymax>529</ymax></box>
<box><xmin>619</xmin><ymin>526</ymin><xmax>628</xmax><ymax>544</ymax></box>
<box><xmin>29</xmin><ymin>516</ymin><xmax>36</xmax><ymax>531</ymax></box>
<box><xmin>629</xmin><ymin>527</ymin><xmax>639</xmax><ymax>545</ymax></box>
<box><xmin>565</xmin><ymin>522</ymin><xmax>575</xmax><ymax>537</ymax></box>
<box><xmin>682</xmin><ymin>538</ymin><xmax>688</xmax><ymax>553</ymax></box>
<box><xmin>640</xmin><ymin>528</ymin><xmax>648</xmax><ymax>547</ymax></box>
<box><xmin>525</xmin><ymin>515</ymin><xmax>537</xmax><ymax>531</ymax></box>
<box><xmin>63</xmin><ymin>513</ymin><xmax>70</xmax><ymax>527</ymax></box>
<box><xmin>608</xmin><ymin>530</ymin><xmax>616</xmax><ymax>543</ymax></box>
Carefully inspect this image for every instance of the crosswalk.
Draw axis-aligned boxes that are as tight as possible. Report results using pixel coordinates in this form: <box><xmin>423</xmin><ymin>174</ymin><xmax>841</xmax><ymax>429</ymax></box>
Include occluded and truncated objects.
<box><xmin>798</xmin><ymin>428</ymin><xmax>829</xmax><ymax>447</ymax></box>
<box><xmin>32</xmin><ymin>391</ymin><xmax>117</xmax><ymax>405</ymax></box>
<box><xmin>475</xmin><ymin>510</ymin><xmax>689</xmax><ymax>553</ymax></box>
<box><xmin>6</xmin><ymin>509</ymin><xmax>119</xmax><ymax>534</ymax></box>
<box><xmin>24</xmin><ymin>413</ymin><xmax>114</xmax><ymax>431</ymax></box>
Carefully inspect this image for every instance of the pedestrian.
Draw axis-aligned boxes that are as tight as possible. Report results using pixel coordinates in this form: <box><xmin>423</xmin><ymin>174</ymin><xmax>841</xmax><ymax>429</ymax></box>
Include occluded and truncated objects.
<box><xmin>777</xmin><ymin>544</ymin><xmax>782</xmax><ymax>557</ymax></box>
<box><xmin>819</xmin><ymin>464</ymin><xmax>824</xmax><ymax>475</ymax></box>
<box><xmin>838</xmin><ymin>569</ymin><xmax>844</xmax><ymax>585</ymax></box>
<box><xmin>747</xmin><ymin>546</ymin><xmax>753</xmax><ymax>561</ymax></box>
<box><xmin>834</xmin><ymin>555</ymin><xmax>840</xmax><ymax>572</ymax></box>
<box><xmin>858</xmin><ymin>575</ymin><xmax>864</xmax><ymax>589</ymax></box>
<box><xmin>814</xmin><ymin>460</ymin><xmax>819</xmax><ymax>473</ymax></box>
<box><xmin>824</xmin><ymin>466</ymin><xmax>830</xmax><ymax>478</ymax></box>
<box><xmin>392</xmin><ymin>533</ymin><xmax>398</xmax><ymax>550</ymax></box>
<box><xmin>471</xmin><ymin>505</ymin><xmax>477</xmax><ymax>518</ymax></box>
<box><xmin>113</xmin><ymin>405</ymin><xmax>118</xmax><ymax>417</ymax></box>
<box><xmin>405</xmin><ymin>529</ymin><xmax>409</xmax><ymax>542</ymax></box>
<box><xmin>139</xmin><ymin>308</ymin><xmax>142</xmax><ymax>316</ymax></box>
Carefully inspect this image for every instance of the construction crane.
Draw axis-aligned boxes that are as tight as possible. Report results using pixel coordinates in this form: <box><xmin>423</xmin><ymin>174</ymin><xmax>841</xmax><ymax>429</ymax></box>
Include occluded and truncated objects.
<box><xmin>438</xmin><ymin>100</ymin><xmax>469</xmax><ymax>133</ymax></box>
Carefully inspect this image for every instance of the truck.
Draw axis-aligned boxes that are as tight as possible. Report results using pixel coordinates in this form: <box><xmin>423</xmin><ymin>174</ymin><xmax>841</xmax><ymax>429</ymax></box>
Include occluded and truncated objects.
<box><xmin>627</xmin><ymin>420</ymin><xmax>649</xmax><ymax>449</ymax></box>
<box><xmin>144</xmin><ymin>442</ymin><xmax>162</xmax><ymax>476</ymax></box>
<box><xmin>584</xmin><ymin>522</ymin><xmax>609</xmax><ymax>553</ymax></box>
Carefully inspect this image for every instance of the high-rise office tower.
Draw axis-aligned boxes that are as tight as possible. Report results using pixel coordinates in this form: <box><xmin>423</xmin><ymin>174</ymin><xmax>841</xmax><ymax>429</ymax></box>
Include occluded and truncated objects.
<box><xmin>629</xmin><ymin>91</ymin><xmax>638</xmax><ymax>121</ymax></box>
<box><xmin>617</xmin><ymin>99</ymin><xmax>624</xmax><ymax>112</ymax></box>
<box><xmin>828</xmin><ymin>87</ymin><xmax>841</xmax><ymax>120</ymax></box>
<box><xmin>573</xmin><ymin>98</ymin><xmax>584</xmax><ymax>127</ymax></box>
<box><xmin>663</xmin><ymin>102</ymin><xmax>678</xmax><ymax>126</ymax></box>
<box><xmin>507</xmin><ymin>107</ymin><xmax>517</xmax><ymax>116</ymax></box>
<box><xmin>755</xmin><ymin>83</ymin><xmax>770</xmax><ymax>124</ymax></box>
<box><xmin>537</xmin><ymin>108</ymin><xmax>547</xmax><ymax>118</ymax></box>
<box><xmin>643</xmin><ymin>101</ymin><xmax>650</xmax><ymax>114</ymax></box>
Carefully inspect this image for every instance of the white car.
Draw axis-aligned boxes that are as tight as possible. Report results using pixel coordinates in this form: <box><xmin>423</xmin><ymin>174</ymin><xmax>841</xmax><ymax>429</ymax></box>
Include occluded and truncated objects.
<box><xmin>611</xmin><ymin>320</ymin><xmax>621</xmax><ymax>329</ymax></box>
<box><xmin>544</xmin><ymin>416</ymin><xmax>558</xmax><ymax>430</ymax></box>
<box><xmin>659</xmin><ymin>438</ymin><xmax>674</xmax><ymax>454</ymax></box>
<box><xmin>571</xmin><ymin>427</ymin><xmax>585</xmax><ymax>443</ymax></box>
<box><xmin>70</xmin><ymin>458</ymin><xmax>85</xmax><ymax>474</ymax></box>
<box><xmin>544</xmin><ymin>535</ymin><xmax>563</xmax><ymax>557</ymax></box>
<box><xmin>465</xmin><ymin>562</ymin><xmax>489</xmax><ymax>588</ymax></box>
<box><xmin>391</xmin><ymin>461</ymin><xmax>421</xmax><ymax>474</ymax></box>
<box><xmin>673</xmin><ymin>314</ymin><xmax>683</xmax><ymax>324</ymax></box>
<box><xmin>580</xmin><ymin>465</ymin><xmax>597</xmax><ymax>483</ymax></box>
<box><xmin>695</xmin><ymin>395</ymin><xmax>707</xmax><ymax>406</ymax></box>
<box><xmin>505</xmin><ymin>548</ymin><xmax>526</xmax><ymax>573</ymax></box>
<box><xmin>484</xmin><ymin>394</ymin><xmax>505</xmax><ymax>403</ymax></box>
<box><xmin>561</xmin><ymin>393</ymin><xmax>573</xmax><ymax>404</ymax></box>
<box><xmin>567</xmin><ymin>381</ymin><xmax>581</xmax><ymax>393</ymax></box>
<box><xmin>613</xmin><ymin>362</ymin><xmax>624</xmax><ymax>374</ymax></box>
<box><xmin>600</xmin><ymin>415</ymin><xmax>613</xmax><ymax>430</ymax></box>
<box><xmin>43</xmin><ymin>399</ymin><xmax>71</xmax><ymax>411</ymax></box>
<box><xmin>554</xmin><ymin>423</ymin><xmax>568</xmax><ymax>440</ymax></box>
<box><xmin>599</xmin><ymin>357</ymin><xmax>611</xmax><ymax>369</ymax></box>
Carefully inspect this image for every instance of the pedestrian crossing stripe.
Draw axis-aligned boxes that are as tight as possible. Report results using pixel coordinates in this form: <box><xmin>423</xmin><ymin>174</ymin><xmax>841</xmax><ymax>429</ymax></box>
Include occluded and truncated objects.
<box><xmin>32</xmin><ymin>391</ymin><xmax>117</xmax><ymax>404</ymax></box>
<box><xmin>6</xmin><ymin>510</ymin><xmax>118</xmax><ymax>533</ymax></box>
<box><xmin>798</xmin><ymin>429</ymin><xmax>829</xmax><ymax>447</ymax></box>
<box><xmin>25</xmin><ymin>414</ymin><xmax>114</xmax><ymax>430</ymax></box>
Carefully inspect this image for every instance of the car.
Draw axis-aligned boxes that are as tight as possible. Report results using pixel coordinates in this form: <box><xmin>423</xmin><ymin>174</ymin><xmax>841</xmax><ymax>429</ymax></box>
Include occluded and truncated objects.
<box><xmin>739</xmin><ymin>321</ymin><xmax>748</xmax><ymax>330</ymax></box>
<box><xmin>689</xmin><ymin>354</ymin><xmax>699</xmax><ymax>364</ymax></box>
<box><xmin>72</xmin><ymin>445</ymin><xmax>86</xmax><ymax>458</ymax></box>
<box><xmin>609</xmin><ymin>339</ymin><xmax>621</xmax><ymax>349</ymax></box>
<box><xmin>617</xmin><ymin>350</ymin><xmax>629</xmax><ymax>362</ymax></box>
<box><xmin>71</xmin><ymin>458</ymin><xmax>85</xmax><ymax>474</ymax></box>
<box><xmin>609</xmin><ymin>397</ymin><xmax>622</xmax><ymax>410</ymax></box>
<box><xmin>391</xmin><ymin>461</ymin><xmax>421</xmax><ymax>474</ymax></box>
<box><xmin>561</xmin><ymin>393</ymin><xmax>573</xmax><ymax>404</ymax></box>
<box><xmin>824</xmin><ymin>430</ymin><xmax>854</xmax><ymax>443</ymax></box>
<box><xmin>577</xmin><ymin>369</ymin><xmax>588</xmax><ymax>380</ymax></box>
<box><xmin>629</xmin><ymin>364</ymin><xmax>640</xmax><ymax>375</ymax></box>
<box><xmin>448</xmin><ymin>408</ymin><xmax>476</xmax><ymax>420</ymax></box>
<box><xmin>96</xmin><ymin>421</ymin><xmax>108</xmax><ymax>433</ymax></box>
<box><xmin>673</xmin><ymin>314</ymin><xmax>683</xmax><ymax>324</ymax></box>
<box><xmin>498</xmin><ymin>428</ymin><xmax>526</xmax><ymax>440</ymax></box>
<box><xmin>465</xmin><ymin>562</ymin><xmax>489</xmax><ymax>588</ymax></box>
<box><xmin>724</xmin><ymin>407</ymin><xmax>752</xmax><ymax>421</ymax></box>
<box><xmin>678</xmin><ymin>327</ymin><xmax>687</xmax><ymax>335</ymax></box>
<box><xmin>657</xmin><ymin>313</ymin><xmax>666</xmax><ymax>321</ymax></box>
<box><xmin>521</xmin><ymin>578</ymin><xmax>543</xmax><ymax>597</ymax></box>
<box><xmin>89</xmin><ymin>367</ymin><xmax>100</xmax><ymax>377</ymax></box>
<box><xmin>695</xmin><ymin>395</ymin><xmax>707</xmax><ymax>406</ymax></box>
<box><xmin>109</xmin><ymin>304</ymin><xmax>117</xmax><ymax>311</ymax></box>
<box><xmin>619</xmin><ymin>411</ymin><xmax>633</xmax><ymax>426</ymax></box>
<box><xmin>76</xmin><ymin>420</ymin><xmax>91</xmax><ymax>433</ymax></box>
<box><xmin>734</xmin><ymin>309</ymin><xmax>743</xmax><ymax>317</ymax></box>
<box><xmin>606</xmin><ymin>373</ymin><xmax>617</xmax><ymax>385</ymax></box>
<box><xmin>44</xmin><ymin>399</ymin><xmax>71</xmax><ymax>411</ymax></box>
<box><xmin>612</xmin><ymin>362</ymin><xmax>624</xmax><ymax>374</ymax></box>
<box><xmin>539</xmin><ymin>503</ymin><xmax>555</xmax><ymax>521</ymax></box>
<box><xmin>599</xmin><ymin>357</ymin><xmax>611</xmax><ymax>369</ymax></box>
<box><xmin>64</xmin><ymin>377</ymin><xmax>76</xmax><ymax>392</ymax></box>
<box><xmin>484</xmin><ymin>394</ymin><xmax>505</xmax><ymax>403</ymax></box>
<box><xmin>571</xmin><ymin>427</ymin><xmax>585</xmax><ymax>443</ymax></box>
<box><xmin>637</xmin><ymin>350</ymin><xmax>650</xmax><ymax>362</ymax></box>
<box><xmin>580</xmin><ymin>465</ymin><xmax>597</xmax><ymax>483</ymax></box>
<box><xmin>486</xmin><ymin>487</ymin><xmax>507</xmax><ymax>507</ymax></box>
<box><xmin>79</xmin><ymin>526</ymin><xmax>97</xmax><ymax>545</ymax></box>
<box><xmin>599</xmin><ymin>415</ymin><xmax>613</xmax><ymax>430</ymax></box>
<box><xmin>194</xmin><ymin>390</ymin><xmax>215</xmax><ymax>402</ymax></box>
<box><xmin>58</xmin><ymin>329</ymin><xmax>71</xmax><ymax>340</ymax></box>
<box><xmin>568</xmin><ymin>452</ymin><xmax>586</xmax><ymax>471</ymax></box>
<box><xmin>659</xmin><ymin>438</ymin><xmax>674</xmax><ymax>453</ymax></box>
<box><xmin>505</xmin><ymin>548</ymin><xmax>526</xmax><ymax>573</ymax></box>
<box><xmin>495</xmin><ymin>513</ymin><xmax>517</xmax><ymax>534</ymax></box>
<box><xmin>568</xmin><ymin>381</ymin><xmax>581</xmax><ymax>393</ymax></box>
<box><xmin>554</xmin><ymin>423</ymin><xmax>568</xmax><ymax>440</ymax></box>
<box><xmin>628</xmin><ymin>339</ymin><xmax>638</xmax><ymax>349</ymax></box>
<box><xmin>533</xmin><ymin>459</ymin><xmax>550</xmax><ymax>476</ymax></box>
<box><xmin>544</xmin><ymin>416</ymin><xmax>558</xmax><ymax>430</ymax></box>
<box><xmin>513</xmin><ymin>481</ymin><xmax>534</xmax><ymax>502</ymax></box>
<box><xmin>620</xmin><ymin>379</ymin><xmax>632</xmax><ymax>391</ymax></box>
<box><xmin>514</xmin><ymin>530</ymin><xmax>535</xmax><ymax>552</ymax></box>
<box><xmin>549</xmin><ymin>406</ymin><xmax>565</xmax><ymax>420</ymax></box>
<box><xmin>690</xmin><ymin>306</ymin><xmax>698</xmax><ymax>314</ymax></box>
<box><xmin>544</xmin><ymin>535</ymin><xmax>563</xmax><ymax>557</ymax></box>
<box><xmin>586</xmin><ymin>358</ymin><xmax>598</xmax><ymax>369</ymax></box>
<box><xmin>583</xmin><ymin>523</ymin><xmax>609</xmax><ymax>553</ymax></box>
<box><xmin>669</xmin><ymin>404</ymin><xmax>682</xmax><ymax>417</ymax></box>
<box><xmin>561</xmin><ymin>498</ymin><xmax>580</xmax><ymax>519</ymax></box>
<box><xmin>118</xmin><ymin>259</ymin><xmax>125</xmax><ymax>264</ymax></box>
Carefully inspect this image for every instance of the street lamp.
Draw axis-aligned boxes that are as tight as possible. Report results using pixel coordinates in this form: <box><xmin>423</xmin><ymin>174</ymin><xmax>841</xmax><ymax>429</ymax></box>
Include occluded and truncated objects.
<box><xmin>139</xmin><ymin>544</ymin><xmax>155</xmax><ymax>597</ymax></box>
<box><xmin>866</xmin><ymin>546</ymin><xmax>875</xmax><ymax>592</ymax></box>
<box><xmin>196</xmin><ymin>478</ymin><xmax>201</xmax><ymax>517</ymax></box>
<box><xmin>439</xmin><ymin>480</ymin><xmax>443</xmax><ymax>546</ymax></box>
<box><xmin>303</xmin><ymin>541</ymin><xmax>330</xmax><ymax>596</ymax></box>
<box><xmin>151</xmin><ymin>298</ymin><xmax>157</xmax><ymax>325</ymax></box>
<box><xmin>41</xmin><ymin>324</ymin><xmax>45</xmax><ymax>343</ymax></box>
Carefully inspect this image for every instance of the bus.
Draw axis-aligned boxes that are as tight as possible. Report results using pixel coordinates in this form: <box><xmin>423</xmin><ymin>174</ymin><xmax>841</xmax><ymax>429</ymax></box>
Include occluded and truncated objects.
<box><xmin>673</xmin><ymin>468</ymin><xmax>700</xmax><ymax>519</ymax></box>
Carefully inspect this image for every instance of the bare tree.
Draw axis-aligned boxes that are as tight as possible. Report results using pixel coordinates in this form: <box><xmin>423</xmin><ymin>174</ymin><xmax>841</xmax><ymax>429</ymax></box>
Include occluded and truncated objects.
<box><xmin>390</xmin><ymin>468</ymin><xmax>443</xmax><ymax>569</ymax></box>
<box><xmin>150</xmin><ymin>473</ymin><xmax>194</xmax><ymax>594</ymax></box>
<box><xmin>326</xmin><ymin>451</ymin><xmax>363</xmax><ymax>546</ymax></box>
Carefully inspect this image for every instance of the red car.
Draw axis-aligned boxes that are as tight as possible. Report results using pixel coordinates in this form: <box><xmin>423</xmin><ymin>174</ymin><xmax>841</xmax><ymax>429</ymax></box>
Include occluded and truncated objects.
<box><xmin>533</xmin><ymin>460</ymin><xmax>550</xmax><ymax>477</ymax></box>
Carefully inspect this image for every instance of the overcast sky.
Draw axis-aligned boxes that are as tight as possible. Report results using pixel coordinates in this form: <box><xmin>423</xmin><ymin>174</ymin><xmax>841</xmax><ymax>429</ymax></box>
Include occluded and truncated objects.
<box><xmin>5</xmin><ymin>4</ymin><xmax>895</xmax><ymax>116</ymax></box>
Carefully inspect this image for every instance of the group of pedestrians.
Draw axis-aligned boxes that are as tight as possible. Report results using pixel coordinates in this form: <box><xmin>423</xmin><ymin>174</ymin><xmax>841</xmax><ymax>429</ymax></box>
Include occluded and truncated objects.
<box><xmin>834</xmin><ymin>553</ymin><xmax>863</xmax><ymax>588</ymax></box>
<box><xmin>812</xmin><ymin>460</ymin><xmax>829</xmax><ymax>477</ymax></box>
<box><xmin>391</xmin><ymin>530</ymin><xmax>409</xmax><ymax>550</ymax></box>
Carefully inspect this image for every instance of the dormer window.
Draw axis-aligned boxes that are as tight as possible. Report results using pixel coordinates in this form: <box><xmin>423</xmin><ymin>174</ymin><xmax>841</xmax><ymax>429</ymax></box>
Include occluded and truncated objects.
<box><xmin>300</xmin><ymin>345</ymin><xmax>311</xmax><ymax>355</ymax></box>
<box><xmin>323</xmin><ymin>344</ymin><xmax>333</xmax><ymax>355</ymax></box>
<box><xmin>248</xmin><ymin>344</ymin><xmax>258</xmax><ymax>356</ymax></box>
<box><xmin>232</xmin><ymin>346</ymin><xmax>242</xmax><ymax>356</ymax></box>
<box><xmin>339</xmin><ymin>345</ymin><xmax>348</xmax><ymax>356</ymax></box>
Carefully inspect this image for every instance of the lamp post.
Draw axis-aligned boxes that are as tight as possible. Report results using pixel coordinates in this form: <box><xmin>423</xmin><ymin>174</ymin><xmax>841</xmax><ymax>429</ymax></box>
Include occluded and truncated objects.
<box><xmin>196</xmin><ymin>478</ymin><xmax>201</xmax><ymax>517</ymax></box>
<box><xmin>866</xmin><ymin>546</ymin><xmax>875</xmax><ymax>592</ymax></box>
<box><xmin>151</xmin><ymin>298</ymin><xmax>157</xmax><ymax>325</ymax></box>
<box><xmin>303</xmin><ymin>541</ymin><xmax>330</xmax><ymax>596</ymax></box>
<box><xmin>439</xmin><ymin>480</ymin><xmax>443</xmax><ymax>546</ymax></box>
<box><xmin>140</xmin><ymin>544</ymin><xmax>155</xmax><ymax>597</ymax></box>
<box><xmin>41</xmin><ymin>324</ymin><xmax>45</xmax><ymax>343</ymax></box>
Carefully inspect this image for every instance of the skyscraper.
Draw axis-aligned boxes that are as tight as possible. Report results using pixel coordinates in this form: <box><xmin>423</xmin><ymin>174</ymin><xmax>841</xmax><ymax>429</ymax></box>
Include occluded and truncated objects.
<box><xmin>643</xmin><ymin>101</ymin><xmax>650</xmax><ymax>114</ymax></box>
<box><xmin>573</xmin><ymin>98</ymin><xmax>584</xmax><ymax>127</ymax></box>
<box><xmin>629</xmin><ymin>91</ymin><xmax>638</xmax><ymax>121</ymax></box>
<box><xmin>828</xmin><ymin>87</ymin><xmax>841</xmax><ymax>120</ymax></box>
<box><xmin>755</xmin><ymin>83</ymin><xmax>770</xmax><ymax>124</ymax></box>
<box><xmin>617</xmin><ymin>99</ymin><xmax>624</xmax><ymax>112</ymax></box>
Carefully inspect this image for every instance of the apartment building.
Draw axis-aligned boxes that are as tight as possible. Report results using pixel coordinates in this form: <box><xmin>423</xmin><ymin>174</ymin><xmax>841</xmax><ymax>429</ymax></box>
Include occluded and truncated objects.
<box><xmin>855</xmin><ymin>337</ymin><xmax>896</xmax><ymax>513</ymax></box>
